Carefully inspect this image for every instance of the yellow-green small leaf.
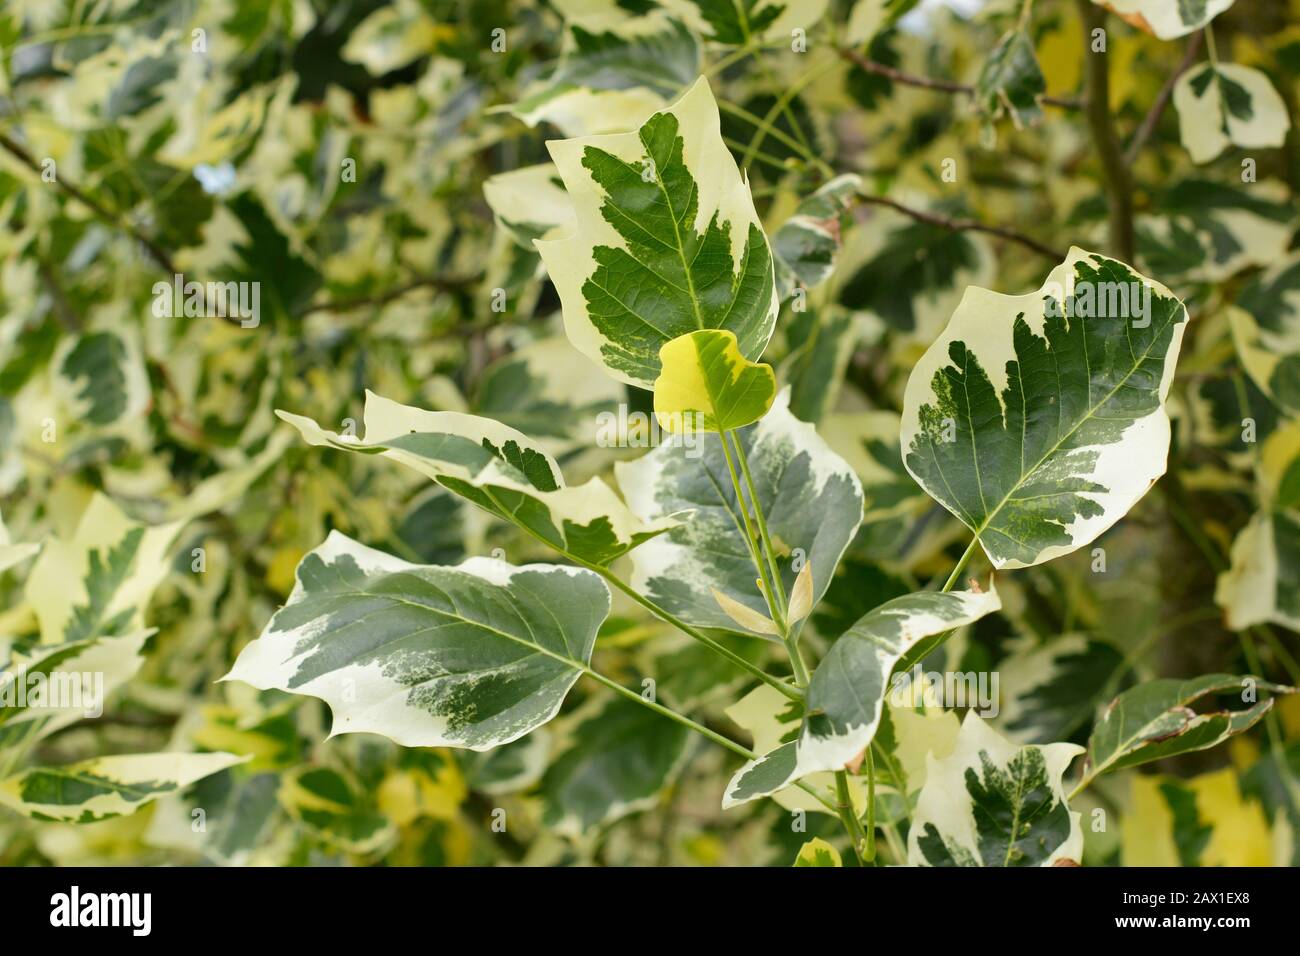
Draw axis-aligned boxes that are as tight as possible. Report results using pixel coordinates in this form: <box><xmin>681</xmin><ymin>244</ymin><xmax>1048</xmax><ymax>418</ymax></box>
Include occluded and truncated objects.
<box><xmin>654</xmin><ymin>329</ymin><xmax>776</xmax><ymax>433</ymax></box>
<box><xmin>793</xmin><ymin>837</ymin><xmax>842</xmax><ymax>867</ymax></box>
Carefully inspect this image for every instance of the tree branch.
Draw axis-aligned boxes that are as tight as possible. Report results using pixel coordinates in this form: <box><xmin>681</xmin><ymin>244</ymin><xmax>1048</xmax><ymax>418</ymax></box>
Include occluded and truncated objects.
<box><xmin>852</xmin><ymin>193</ymin><xmax>1067</xmax><ymax>262</ymax></box>
<box><xmin>1075</xmin><ymin>0</ymin><xmax>1135</xmax><ymax>263</ymax></box>
<box><xmin>0</xmin><ymin>131</ymin><xmax>181</xmax><ymax>276</ymax></box>
<box><xmin>298</xmin><ymin>275</ymin><xmax>478</xmax><ymax>316</ymax></box>
<box><xmin>839</xmin><ymin>48</ymin><xmax>1083</xmax><ymax>110</ymax></box>
<box><xmin>1124</xmin><ymin>31</ymin><xmax>1203</xmax><ymax>166</ymax></box>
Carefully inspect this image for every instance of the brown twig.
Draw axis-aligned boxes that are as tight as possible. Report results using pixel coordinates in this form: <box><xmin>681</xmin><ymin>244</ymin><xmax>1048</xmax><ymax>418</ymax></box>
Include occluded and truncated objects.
<box><xmin>0</xmin><ymin>131</ymin><xmax>180</xmax><ymax>276</ymax></box>
<box><xmin>839</xmin><ymin>48</ymin><xmax>1083</xmax><ymax>110</ymax></box>
<box><xmin>1075</xmin><ymin>0</ymin><xmax>1135</xmax><ymax>263</ymax></box>
<box><xmin>852</xmin><ymin>193</ymin><xmax>1067</xmax><ymax>262</ymax></box>
<box><xmin>298</xmin><ymin>274</ymin><xmax>477</xmax><ymax>316</ymax></box>
<box><xmin>2</xmin><ymin>131</ymin><xmax>479</xmax><ymax>325</ymax></box>
<box><xmin>1124</xmin><ymin>31</ymin><xmax>1203</xmax><ymax>166</ymax></box>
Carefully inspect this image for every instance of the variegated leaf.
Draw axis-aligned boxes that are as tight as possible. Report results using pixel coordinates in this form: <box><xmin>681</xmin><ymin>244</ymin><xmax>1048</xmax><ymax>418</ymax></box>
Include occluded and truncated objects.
<box><xmin>901</xmin><ymin>248</ymin><xmax>1189</xmax><ymax>570</ymax></box>
<box><xmin>1228</xmin><ymin>253</ymin><xmax>1300</xmax><ymax>417</ymax></box>
<box><xmin>772</xmin><ymin>174</ymin><xmax>861</xmax><ymax>297</ymax></box>
<box><xmin>1083</xmin><ymin>675</ymin><xmax>1294</xmax><ymax>781</ymax></box>
<box><xmin>661</xmin><ymin>0</ymin><xmax>829</xmax><ymax>45</ymax></box>
<box><xmin>277</xmin><ymin>391</ymin><xmax>673</xmax><ymax>565</ymax></box>
<box><xmin>723</xmin><ymin>587</ymin><xmax>1000</xmax><ymax>805</ymax></box>
<box><xmin>536</xmin><ymin>77</ymin><xmax>779</xmax><ymax>388</ymax></box>
<box><xmin>654</xmin><ymin>329</ymin><xmax>776</xmax><ymax>432</ymax></box>
<box><xmin>0</xmin><ymin>631</ymin><xmax>148</xmax><ymax>754</ymax></box>
<box><xmin>975</xmin><ymin>30</ymin><xmax>1045</xmax><ymax>131</ymax></box>
<box><xmin>793</xmin><ymin>836</ymin><xmax>841</xmax><ymax>866</ymax></box>
<box><xmin>1137</xmin><ymin>179</ymin><xmax>1292</xmax><ymax>284</ymax></box>
<box><xmin>1097</xmin><ymin>0</ymin><xmax>1235</xmax><ymax>41</ymax></box>
<box><xmin>483</xmin><ymin>164</ymin><xmax>577</xmax><ymax>248</ymax></box>
<box><xmin>1216</xmin><ymin>422</ymin><xmax>1300</xmax><ymax>631</ymax></box>
<box><xmin>0</xmin><ymin>752</ymin><xmax>245</xmax><ymax>823</ymax></box>
<box><xmin>1174</xmin><ymin>63</ymin><xmax>1289</xmax><ymax>165</ymax></box>
<box><xmin>223</xmin><ymin>532</ymin><xmax>611</xmax><ymax>750</ymax></box>
<box><xmin>617</xmin><ymin>389</ymin><xmax>862</xmax><ymax>635</ymax></box>
<box><xmin>909</xmin><ymin>714</ymin><xmax>1083</xmax><ymax>867</ymax></box>
<box><xmin>0</xmin><ymin>509</ymin><xmax>39</xmax><ymax>575</ymax></box>
<box><xmin>511</xmin><ymin>13</ymin><xmax>701</xmax><ymax>138</ymax></box>
<box><xmin>797</xmin><ymin>587</ymin><xmax>1001</xmax><ymax>776</ymax></box>
<box><xmin>24</xmin><ymin>493</ymin><xmax>184</xmax><ymax>645</ymax></box>
<box><xmin>53</xmin><ymin>329</ymin><xmax>149</xmax><ymax>429</ymax></box>
<box><xmin>721</xmin><ymin>684</ymin><xmax>865</xmax><ymax>814</ymax></box>
<box><xmin>542</xmin><ymin>695</ymin><xmax>690</xmax><ymax>835</ymax></box>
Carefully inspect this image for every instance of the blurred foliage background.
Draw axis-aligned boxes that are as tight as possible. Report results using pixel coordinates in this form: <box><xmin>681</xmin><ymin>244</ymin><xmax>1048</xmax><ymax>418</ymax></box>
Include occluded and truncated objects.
<box><xmin>0</xmin><ymin>0</ymin><xmax>1298</xmax><ymax>866</ymax></box>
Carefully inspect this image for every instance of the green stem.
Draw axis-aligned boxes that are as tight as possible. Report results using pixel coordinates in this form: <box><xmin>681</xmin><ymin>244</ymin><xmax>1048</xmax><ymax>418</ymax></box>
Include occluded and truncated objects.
<box><xmin>862</xmin><ymin>746</ymin><xmax>877</xmax><ymax>862</ymax></box>
<box><xmin>731</xmin><ymin>432</ymin><xmax>789</xmax><ymax>621</ymax></box>
<box><xmin>834</xmin><ymin>769</ymin><xmax>868</xmax><ymax>866</ymax></box>
<box><xmin>718</xmin><ymin>429</ymin><xmax>787</xmax><ymax>634</ymax></box>
<box><xmin>1203</xmin><ymin>23</ymin><xmax>1219</xmax><ymax>64</ymax></box>
<box><xmin>739</xmin><ymin>58</ymin><xmax>839</xmax><ymax>176</ymax></box>
<box><xmin>580</xmin><ymin>667</ymin><xmax>755</xmax><ymax>760</ymax></box>
<box><xmin>717</xmin><ymin>101</ymin><xmax>828</xmax><ymax>171</ymax></box>
<box><xmin>478</xmin><ymin>486</ymin><xmax>801</xmax><ymax>701</ymax></box>
<box><xmin>941</xmin><ymin>535</ymin><xmax>982</xmax><ymax>592</ymax></box>
<box><xmin>590</xmin><ymin>563</ymin><xmax>802</xmax><ymax>702</ymax></box>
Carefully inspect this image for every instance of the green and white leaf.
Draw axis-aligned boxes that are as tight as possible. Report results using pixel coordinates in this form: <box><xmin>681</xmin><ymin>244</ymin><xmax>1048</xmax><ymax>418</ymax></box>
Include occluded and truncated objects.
<box><xmin>660</xmin><ymin>0</ymin><xmax>829</xmax><ymax>45</ymax></box>
<box><xmin>617</xmin><ymin>389</ymin><xmax>862</xmax><ymax>634</ymax></box>
<box><xmin>1097</xmin><ymin>0</ymin><xmax>1235</xmax><ymax>41</ymax></box>
<box><xmin>0</xmin><ymin>630</ymin><xmax>148</xmax><ymax>753</ymax></box>
<box><xmin>901</xmin><ymin>247</ymin><xmax>1190</xmax><ymax>570</ymax></box>
<box><xmin>52</xmin><ymin>329</ymin><xmax>149</xmax><ymax>430</ymax></box>
<box><xmin>473</xmin><ymin>337</ymin><xmax>624</xmax><ymax>454</ymax></box>
<box><xmin>510</xmin><ymin>11</ymin><xmax>700</xmax><ymax>138</ymax></box>
<box><xmin>1137</xmin><ymin>179</ymin><xmax>1293</xmax><ymax>284</ymax></box>
<box><xmin>483</xmin><ymin>165</ymin><xmax>577</xmax><ymax>248</ymax></box>
<box><xmin>654</xmin><ymin>329</ymin><xmax>776</xmax><ymax>432</ymax></box>
<box><xmin>1174</xmin><ymin>63</ymin><xmax>1289</xmax><ymax>165</ymax></box>
<box><xmin>845</xmin><ymin>0</ymin><xmax>920</xmax><ymax>45</ymax></box>
<box><xmin>995</xmin><ymin>633</ymin><xmax>1134</xmax><ymax>743</ymax></box>
<box><xmin>1216</xmin><ymin>422</ymin><xmax>1300</xmax><ymax>631</ymax></box>
<box><xmin>975</xmin><ymin>30</ymin><xmax>1045</xmax><ymax>132</ymax></box>
<box><xmin>724</xmin><ymin>586</ymin><xmax>1000</xmax><ymax>804</ymax></box>
<box><xmin>223</xmin><ymin>532</ymin><xmax>611</xmax><ymax>750</ymax></box>
<box><xmin>909</xmin><ymin>714</ymin><xmax>1084</xmax><ymax>866</ymax></box>
<box><xmin>536</xmin><ymin>77</ymin><xmax>779</xmax><ymax>388</ymax></box>
<box><xmin>280</xmin><ymin>765</ymin><xmax>394</xmax><ymax>854</ymax></box>
<box><xmin>1083</xmin><ymin>675</ymin><xmax>1294</xmax><ymax>781</ymax></box>
<box><xmin>772</xmin><ymin>174</ymin><xmax>861</xmax><ymax>298</ymax></box>
<box><xmin>1227</xmin><ymin>253</ymin><xmax>1300</xmax><ymax>417</ymax></box>
<box><xmin>0</xmin><ymin>751</ymin><xmax>245</xmax><ymax>823</ymax></box>
<box><xmin>796</xmin><ymin>586</ymin><xmax>1001</xmax><ymax>777</ymax></box>
<box><xmin>277</xmin><ymin>391</ymin><xmax>673</xmax><ymax>565</ymax></box>
<box><xmin>837</xmin><ymin>205</ymin><xmax>995</xmax><ymax>342</ymax></box>
<box><xmin>24</xmin><ymin>493</ymin><xmax>185</xmax><ymax>645</ymax></box>
<box><xmin>541</xmin><ymin>695</ymin><xmax>690</xmax><ymax>836</ymax></box>
<box><xmin>0</xmin><ymin>509</ymin><xmax>39</xmax><ymax>575</ymax></box>
<box><xmin>721</xmin><ymin>684</ymin><xmax>864</xmax><ymax>814</ymax></box>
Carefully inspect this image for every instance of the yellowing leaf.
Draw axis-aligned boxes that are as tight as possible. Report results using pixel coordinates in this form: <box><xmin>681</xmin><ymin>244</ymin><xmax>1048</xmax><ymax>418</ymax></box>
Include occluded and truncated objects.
<box><xmin>654</xmin><ymin>329</ymin><xmax>776</xmax><ymax>433</ymax></box>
